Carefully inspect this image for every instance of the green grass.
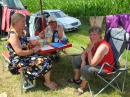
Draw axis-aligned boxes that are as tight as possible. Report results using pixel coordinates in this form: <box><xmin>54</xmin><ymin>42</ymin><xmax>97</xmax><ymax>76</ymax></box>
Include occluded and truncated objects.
<box><xmin>0</xmin><ymin>22</ymin><xmax>130</xmax><ymax>97</ymax></box>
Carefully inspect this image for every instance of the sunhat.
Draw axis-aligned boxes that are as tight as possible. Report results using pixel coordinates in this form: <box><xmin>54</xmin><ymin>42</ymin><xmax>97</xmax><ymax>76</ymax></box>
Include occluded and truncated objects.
<box><xmin>48</xmin><ymin>16</ymin><xmax>56</xmax><ymax>23</ymax></box>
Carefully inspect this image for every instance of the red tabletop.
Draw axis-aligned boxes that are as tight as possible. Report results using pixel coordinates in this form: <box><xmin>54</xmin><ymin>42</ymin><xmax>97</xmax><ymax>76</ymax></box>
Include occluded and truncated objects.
<box><xmin>53</xmin><ymin>43</ymin><xmax>72</xmax><ymax>50</ymax></box>
<box><xmin>39</xmin><ymin>43</ymin><xmax>72</xmax><ymax>54</ymax></box>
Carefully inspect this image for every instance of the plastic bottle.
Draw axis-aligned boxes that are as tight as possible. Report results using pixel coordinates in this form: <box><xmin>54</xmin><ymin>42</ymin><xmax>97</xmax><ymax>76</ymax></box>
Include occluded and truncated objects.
<box><xmin>45</xmin><ymin>26</ymin><xmax>52</xmax><ymax>44</ymax></box>
<box><xmin>53</xmin><ymin>30</ymin><xmax>59</xmax><ymax>43</ymax></box>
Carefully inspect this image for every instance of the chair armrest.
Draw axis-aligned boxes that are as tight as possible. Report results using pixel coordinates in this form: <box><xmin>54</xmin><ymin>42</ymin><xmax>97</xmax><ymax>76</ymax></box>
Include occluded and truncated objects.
<box><xmin>81</xmin><ymin>46</ymin><xmax>85</xmax><ymax>50</ymax></box>
<box><xmin>1</xmin><ymin>37</ymin><xmax>7</xmax><ymax>41</ymax></box>
<box><xmin>98</xmin><ymin>62</ymin><xmax>116</xmax><ymax>74</ymax></box>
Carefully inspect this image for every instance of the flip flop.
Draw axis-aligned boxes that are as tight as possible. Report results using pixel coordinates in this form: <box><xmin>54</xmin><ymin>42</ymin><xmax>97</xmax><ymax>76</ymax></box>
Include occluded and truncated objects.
<box><xmin>44</xmin><ymin>82</ymin><xmax>57</xmax><ymax>90</ymax></box>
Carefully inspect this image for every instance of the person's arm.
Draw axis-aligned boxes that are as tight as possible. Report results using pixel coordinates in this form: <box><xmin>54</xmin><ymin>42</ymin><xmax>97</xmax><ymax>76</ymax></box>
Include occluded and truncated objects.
<box><xmin>80</xmin><ymin>45</ymin><xmax>93</xmax><ymax>69</ymax></box>
<box><xmin>88</xmin><ymin>44</ymin><xmax>109</xmax><ymax>66</ymax></box>
<box><xmin>80</xmin><ymin>49</ymin><xmax>87</xmax><ymax>68</ymax></box>
<box><xmin>8</xmin><ymin>34</ymin><xmax>40</xmax><ymax>56</ymax></box>
<box><xmin>38</xmin><ymin>27</ymin><xmax>48</xmax><ymax>38</ymax></box>
<box><xmin>58</xmin><ymin>25</ymin><xmax>64</xmax><ymax>40</ymax></box>
<box><xmin>38</xmin><ymin>30</ymin><xmax>45</xmax><ymax>38</ymax></box>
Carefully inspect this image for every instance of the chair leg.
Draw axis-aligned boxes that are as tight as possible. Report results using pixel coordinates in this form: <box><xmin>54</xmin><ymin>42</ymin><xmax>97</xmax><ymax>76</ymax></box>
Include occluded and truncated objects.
<box><xmin>1</xmin><ymin>55</ymin><xmax>6</xmax><ymax>71</ymax></box>
<box><xmin>88</xmin><ymin>72</ymin><xmax>122</xmax><ymax>97</ymax></box>
<box><xmin>20</xmin><ymin>68</ymin><xmax>35</xmax><ymax>94</ymax></box>
<box><xmin>112</xmin><ymin>74</ymin><xmax>121</xmax><ymax>91</ymax></box>
<box><xmin>98</xmin><ymin>73</ymin><xmax>122</xmax><ymax>91</ymax></box>
<box><xmin>33</xmin><ymin>79</ymin><xmax>36</xmax><ymax>87</ymax></box>
<box><xmin>122</xmin><ymin>71</ymin><xmax>127</xmax><ymax>92</ymax></box>
<box><xmin>88</xmin><ymin>83</ymin><xmax>94</xmax><ymax>97</ymax></box>
<box><xmin>20</xmin><ymin>68</ymin><xmax>24</xmax><ymax>94</ymax></box>
<box><xmin>1</xmin><ymin>55</ymin><xmax>4</xmax><ymax>71</ymax></box>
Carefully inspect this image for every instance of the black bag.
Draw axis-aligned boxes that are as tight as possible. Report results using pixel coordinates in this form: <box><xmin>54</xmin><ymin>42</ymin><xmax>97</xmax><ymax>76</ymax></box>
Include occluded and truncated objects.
<box><xmin>8</xmin><ymin>63</ymin><xmax>19</xmax><ymax>75</ymax></box>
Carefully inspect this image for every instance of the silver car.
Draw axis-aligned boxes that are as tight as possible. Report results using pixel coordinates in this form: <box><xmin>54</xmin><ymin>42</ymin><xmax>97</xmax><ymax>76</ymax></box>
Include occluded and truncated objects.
<box><xmin>34</xmin><ymin>10</ymin><xmax>81</xmax><ymax>32</ymax></box>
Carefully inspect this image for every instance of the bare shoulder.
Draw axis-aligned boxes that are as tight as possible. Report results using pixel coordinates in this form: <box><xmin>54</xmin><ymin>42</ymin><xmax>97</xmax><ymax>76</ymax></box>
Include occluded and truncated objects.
<box><xmin>8</xmin><ymin>32</ymin><xmax>19</xmax><ymax>43</ymax></box>
<box><xmin>98</xmin><ymin>44</ymin><xmax>109</xmax><ymax>54</ymax></box>
<box><xmin>9</xmin><ymin>32</ymin><xmax>17</xmax><ymax>39</ymax></box>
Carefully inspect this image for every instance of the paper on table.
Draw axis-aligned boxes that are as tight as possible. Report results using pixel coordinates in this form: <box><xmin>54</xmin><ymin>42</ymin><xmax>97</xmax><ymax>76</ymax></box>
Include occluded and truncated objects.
<box><xmin>28</xmin><ymin>36</ymin><xmax>41</xmax><ymax>40</ymax></box>
<box><xmin>40</xmin><ymin>45</ymin><xmax>54</xmax><ymax>50</ymax></box>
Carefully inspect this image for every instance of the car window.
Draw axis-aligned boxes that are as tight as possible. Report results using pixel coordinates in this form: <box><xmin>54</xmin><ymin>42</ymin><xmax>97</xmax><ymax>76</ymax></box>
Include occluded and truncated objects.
<box><xmin>7</xmin><ymin>0</ymin><xmax>15</xmax><ymax>6</ymax></box>
<box><xmin>13</xmin><ymin>0</ymin><xmax>25</xmax><ymax>9</ymax></box>
<box><xmin>50</xmin><ymin>11</ymin><xmax>67</xmax><ymax>18</ymax></box>
<box><xmin>44</xmin><ymin>12</ymin><xmax>50</xmax><ymax>18</ymax></box>
<box><xmin>37</xmin><ymin>12</ymin><xmax>41</xmax><ymax>16</ymax></box>
<box><xmin>3</xmin><ymin>0</ymin><xmax>24</xmax><ymax>9</ymax></box>
<box><xmin>0</xmin><ymin>0</ymin><xmax>3</xmax><ymax>2</ymax></box>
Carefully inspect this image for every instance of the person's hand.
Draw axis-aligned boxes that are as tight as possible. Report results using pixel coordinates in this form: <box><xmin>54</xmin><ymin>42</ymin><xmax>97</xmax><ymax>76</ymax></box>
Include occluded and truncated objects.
<box><xmin>80</xmin><ymin>61</ymin><xmax>86</xmax><ymax>69</ymax></box>
<box><xmin>39</xmin><ymin>31</ymin><xmax>44</xmax><ymax>38</ymax></box>
<box><xmin>33</xmin><ymin>45</ymin><xmax>41</xmax><ymax>53</ymax></box>
<box><xmin>86</xmin><ymin>42</ymin><xmax>94</xmax><ymax>51</ymax></box>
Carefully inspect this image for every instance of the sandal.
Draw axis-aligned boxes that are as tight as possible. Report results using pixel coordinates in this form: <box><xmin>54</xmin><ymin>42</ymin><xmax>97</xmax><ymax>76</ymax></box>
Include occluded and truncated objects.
<box><xmin>44</xmin><ymin>81</ymin><xmax>57</xmax><ymax>90</ymax></box>
<box><xmin>75</xmin><ymin>87</ymin><xmax>85</xmax><ymax>95</ymax></box>
<box><xmin>67</xmin><ymin>78</ymin><xmax>81</xmax><ymax>84</ymax></box>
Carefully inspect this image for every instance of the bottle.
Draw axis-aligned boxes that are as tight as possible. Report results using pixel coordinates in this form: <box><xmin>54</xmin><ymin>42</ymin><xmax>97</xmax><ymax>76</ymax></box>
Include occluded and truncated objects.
<box><xmin>45</xmin><ymin>26</ymin><xmax>52</xmax><ymax>44</ymax></box>
<box><xmin>52</xmin><ymin>30</ymin><xmax>59</xmax><ymax>43</ymax></box>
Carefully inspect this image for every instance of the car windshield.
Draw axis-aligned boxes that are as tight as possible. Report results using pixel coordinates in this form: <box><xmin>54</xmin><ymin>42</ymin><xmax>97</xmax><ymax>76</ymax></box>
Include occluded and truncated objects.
<box><xmin>0</xmin><ymin>0</ymin><xmax>25</xmax><ymax>9</ymax></box>
<box><xmin>50</xmin><ymin>11</ymin><xmax>67</xmax><ymax>18</ymax></box>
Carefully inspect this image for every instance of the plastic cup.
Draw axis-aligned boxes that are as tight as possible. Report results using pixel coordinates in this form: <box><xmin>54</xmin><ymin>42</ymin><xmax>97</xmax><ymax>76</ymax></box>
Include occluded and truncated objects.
<box><xmin>31</xmin><ymin>39</ymin><xmax>38</xmax><ymax>44</ymax></box>
<box><xmin>62</xmin><ymin>37</ymin><xmax>67</xmax><ymax>44</ymax></box>
<box><xmin>43</xmin><ymin>39</ymin><xmax>46</xmax><ymax>45</ymax></box>
<box><xmin>46</xmin><ymin>37</ymin><xmax>52</xmax><ymax>44</ymax></box>
<box><xmin>38</xmin><ymin>39</ymin><xmax>43</xmax><ymax>48</ymax></box>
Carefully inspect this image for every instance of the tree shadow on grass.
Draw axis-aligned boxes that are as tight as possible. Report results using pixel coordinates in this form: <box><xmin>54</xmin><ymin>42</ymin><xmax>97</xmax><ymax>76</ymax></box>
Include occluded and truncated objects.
<box><xmin>24</xmin><ymin>54</ymin><xmax>130</xmax><ymax>97</ymax></box>
<box><xmin>86</xmin><ymin>70</ymin><xmax>130</xmax><ymax>97</ymax></box>
<box><xmin>24</xmin><ymin>54</ymin><xmax>82</xmax><ymax>96</ymax></box>
<box><xmin>24</xmin><ymin>54</ymin><xmax>75</xmax><ymax>92</ymax></box>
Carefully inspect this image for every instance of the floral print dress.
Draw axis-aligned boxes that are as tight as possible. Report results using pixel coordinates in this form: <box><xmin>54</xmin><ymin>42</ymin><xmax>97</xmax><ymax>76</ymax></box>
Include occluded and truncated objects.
<box><xmin>7</xmin><ymin>31</ymin><xmax>52</xmax><ymax>80</ymax></box>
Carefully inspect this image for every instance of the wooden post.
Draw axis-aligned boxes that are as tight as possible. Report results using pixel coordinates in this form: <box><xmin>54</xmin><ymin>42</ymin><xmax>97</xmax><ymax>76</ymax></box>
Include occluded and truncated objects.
<box><xmin>40</xmin><ymin>0</ymin><xmax>44</xmax><ymax>30</ymax></box>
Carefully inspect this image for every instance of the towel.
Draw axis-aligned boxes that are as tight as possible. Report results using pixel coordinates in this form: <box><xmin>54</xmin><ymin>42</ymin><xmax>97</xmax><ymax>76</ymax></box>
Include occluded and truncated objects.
<box><xmin>51</xmin><ymin>42</ymin><xmax>65</xmax><ymax>48</ymax></box>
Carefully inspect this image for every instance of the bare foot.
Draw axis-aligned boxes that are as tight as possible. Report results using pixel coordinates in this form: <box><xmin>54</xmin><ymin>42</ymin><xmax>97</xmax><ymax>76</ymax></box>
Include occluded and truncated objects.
<box><xmin>44</xmin><ymin>81</ymin><xmax>57</xmax><ymax>90</ymax></box>
<box><xmin>51</xmin><ymin>81</ymin><xmax>58</xmax><ymax>87</ymax></box>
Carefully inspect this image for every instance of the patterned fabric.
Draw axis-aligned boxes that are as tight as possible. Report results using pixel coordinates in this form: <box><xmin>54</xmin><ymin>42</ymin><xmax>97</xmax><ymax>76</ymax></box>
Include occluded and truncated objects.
<box><xmin>7</xmin><ymin>31</ymin><xmax>52</xmax><ymax>80</ymax></box>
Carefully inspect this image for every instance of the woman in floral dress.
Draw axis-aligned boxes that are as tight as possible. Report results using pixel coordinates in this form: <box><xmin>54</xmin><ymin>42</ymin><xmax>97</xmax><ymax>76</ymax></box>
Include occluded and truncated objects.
<box><xmin>7</xmin><ymin>13</ymin><xmax>57</xmax><ymax>90</ymax></box>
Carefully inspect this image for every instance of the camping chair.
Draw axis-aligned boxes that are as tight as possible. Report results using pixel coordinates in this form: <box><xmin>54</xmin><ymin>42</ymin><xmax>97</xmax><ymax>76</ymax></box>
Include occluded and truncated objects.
<box><xmin>88</xmin><ymin>28</ymin><xmax>130</xmax><ymax>97</ymax></box>
<box><xmin>1</xmin><ymin>37</ymin><xmax>36</xmax><ymax>94</ymax></box>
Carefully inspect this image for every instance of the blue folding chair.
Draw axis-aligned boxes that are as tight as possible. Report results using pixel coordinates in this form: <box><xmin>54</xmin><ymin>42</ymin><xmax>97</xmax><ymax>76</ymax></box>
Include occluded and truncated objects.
<box><xmin>88</xmin><ymin>28</ymin><xmax>130</xmax><ymax>97</ymax></box>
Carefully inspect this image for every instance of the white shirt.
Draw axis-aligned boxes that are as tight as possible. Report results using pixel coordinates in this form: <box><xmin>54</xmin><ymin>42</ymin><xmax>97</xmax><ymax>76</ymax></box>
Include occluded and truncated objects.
<box><xmin>45</xmin><ymin>25</ymin><xmax>66</xmax><ymax>38</ymax></box>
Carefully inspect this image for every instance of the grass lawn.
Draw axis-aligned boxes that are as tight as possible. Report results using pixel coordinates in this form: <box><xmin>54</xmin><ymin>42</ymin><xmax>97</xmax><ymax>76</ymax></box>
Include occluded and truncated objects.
<box><xmin>0</xmin><ymin>22</ymin><xmax>130</xmax><ymax>97</ymax></box>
